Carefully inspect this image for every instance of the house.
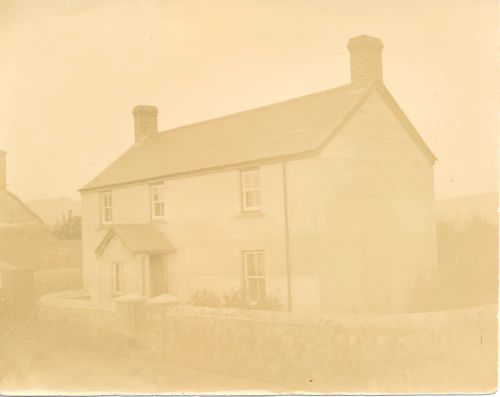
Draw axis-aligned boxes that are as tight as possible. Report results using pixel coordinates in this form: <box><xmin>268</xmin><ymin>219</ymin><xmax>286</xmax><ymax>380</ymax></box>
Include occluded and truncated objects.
<box><xmin>0</xmin><ymin>151</ymin><xmax>81</xmax><ymax>320</ymax></box>
<box><xmin>80</xmin><ymin>35</ymin><xmax>438</xmax><ymax>314</ymax></box>
<box><xmin>0</xmin><ymin>150</ymin><xmax>45</xmax><ymax>320</ymax></box>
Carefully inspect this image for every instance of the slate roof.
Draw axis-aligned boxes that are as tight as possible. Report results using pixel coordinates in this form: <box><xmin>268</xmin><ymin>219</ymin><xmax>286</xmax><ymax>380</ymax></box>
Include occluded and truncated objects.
<box><xmin>81</xmin><ymin>82</ymin><xmax>437</xmax><ymax>191</ymax></box>
<box><xmin>0</xmin><ymin>188</ymin><xmax>43</xmax><ymax>224</ymax></box>
<box><xmin>95</xmin><ymin>225</ymin><xmax>176</xmax><ymax>258</ymax></box>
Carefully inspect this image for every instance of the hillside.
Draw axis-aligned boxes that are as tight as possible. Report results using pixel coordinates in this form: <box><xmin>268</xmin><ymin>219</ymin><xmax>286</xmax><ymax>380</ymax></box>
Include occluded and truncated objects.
<box><xmin>435</xmin><ymin>191</ymin><xmax>498</xmax><ymax>225</ymax></box>
<box><xmin>27</xmin><ymin>197</ymin><xmax>81</xmax><ymax>225</ymax></box>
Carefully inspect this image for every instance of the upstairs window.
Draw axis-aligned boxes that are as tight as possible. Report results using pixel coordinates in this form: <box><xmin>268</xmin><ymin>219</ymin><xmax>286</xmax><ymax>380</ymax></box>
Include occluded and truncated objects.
<box><xmin>241</xmin><ymin>169</ymin><xmax>261</xmax><ymax>211</ymax></box>
<box><xmin>112</xmin><ymin>262</ymin><xmax>123</xmax><ymax>294</ymax></box>
<box><xmin>243</xmin><ymin>251</ymin><xmax>266</xmax><ymax>303</ymax></box>
<box><xmin>150</xmin><ymin>184</ymin><xmax>165</xmax><ymax>220</ymax></box>
<box><xmin>101</xmin><ymin>191</ymin><xmax>113</xmax><ymax>224</ymax></box>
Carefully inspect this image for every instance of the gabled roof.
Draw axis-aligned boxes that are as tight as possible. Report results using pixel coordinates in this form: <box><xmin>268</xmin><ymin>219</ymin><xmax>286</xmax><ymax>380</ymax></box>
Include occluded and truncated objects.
<box><xmin>81</xmin><ymin>82</ymin><xmax>437</xmax><ymax>192</ymax></box>
<box><xmin>0</xmin><ymin>182</ymin><xmax>79</xmax><ymax>272</ymax></box>
<box><xmin>95</xmin><ymin>224</ymin><xmax>175</xmax><ymax>258</ymax></box>
<box><xmin>0</xmin><ymin>188</ymin><xmax>43</xmax><ymax>224</ymax></box>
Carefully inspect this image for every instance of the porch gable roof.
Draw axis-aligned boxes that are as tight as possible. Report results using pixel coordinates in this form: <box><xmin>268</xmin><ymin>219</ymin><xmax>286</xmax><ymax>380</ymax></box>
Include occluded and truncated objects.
<box><xmin>95</xmin><ymin>224</ymin><xmax>175</xmax><ymax>259</ymax></box>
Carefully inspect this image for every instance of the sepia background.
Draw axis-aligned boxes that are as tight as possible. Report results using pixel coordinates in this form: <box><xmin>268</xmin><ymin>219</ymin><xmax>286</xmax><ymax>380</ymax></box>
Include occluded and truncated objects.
<box><xmin>0</xmin><ymin>0</ymin><xmax>497</xmax><ymax>202</ymax></box>
<box><xmin>0</xmin><ymin>0</ymin><xmax>498</xmax><ymax>394</ymax></box>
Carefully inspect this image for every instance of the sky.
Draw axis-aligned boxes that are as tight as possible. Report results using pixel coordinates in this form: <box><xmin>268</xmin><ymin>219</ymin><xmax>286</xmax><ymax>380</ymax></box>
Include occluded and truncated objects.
<box><xmin>0</xmin><ymin>0</ymin><xmax>497</xmax><ymax>201</ymax></box>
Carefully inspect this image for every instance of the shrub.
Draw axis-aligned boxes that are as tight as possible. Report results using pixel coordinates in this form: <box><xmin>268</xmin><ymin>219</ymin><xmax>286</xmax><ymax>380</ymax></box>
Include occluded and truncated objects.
<box><xmin>253</xmin><ymin>292</ymin><xmax>284</xmax><ymax>311</ymax></box>
<box><xmin>191</xmin><ymin>287</ymin><xmax>284</xmax><ymax>311</ymax></box>
<box><xmin>223</xmin><ymin>288</ymin><xmax>284</xmax><ymax>311</ymax></box>
<box><xmin>222</xmin><ymin>288</ymin><xmax>248</xmax><ymax>309</ymax></box>
<box><xmin>52</xmin><ymin>211</ymin><xmax>81</xmax><ymax>240</ymax></box>
<box><xmin>190</xmin><ymin>288</ymin><xmax>221</xmax><ymax>308</ymax></box>
<box><xmin>436</xmin><ymin>216</ymin><xmax>498</xmax><ymax>308</ymax></box>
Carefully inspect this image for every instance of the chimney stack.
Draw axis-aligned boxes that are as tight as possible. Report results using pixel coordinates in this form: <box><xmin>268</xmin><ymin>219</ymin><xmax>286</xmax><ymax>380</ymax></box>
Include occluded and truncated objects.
<box><xmin>133</xmin><ymin>105</ymin><xmax>158</xmax><ymax>143</ymax></box>
<box><xmin>0</xmin><ymin>150</ymin><xmax>6</xmax><ymax>189</ymax></box>
<box><xmin>347</xmin><ymin>35</ymin><xmax>383</xmax><ymax>86</ymax></box>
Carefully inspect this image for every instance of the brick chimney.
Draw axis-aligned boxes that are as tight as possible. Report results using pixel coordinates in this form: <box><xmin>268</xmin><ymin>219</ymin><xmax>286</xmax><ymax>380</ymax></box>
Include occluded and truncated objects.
<box><xmin>0</xmin><ymin>150</ymin><xmax>6</xmax><ymax>189</ymax></box>
<box><xmin>133</xmin><ymin>105</ymin><xmax>158</xmax><ymax>143</ymax></box>
<box><xmin>347</xmin><ymin>35</ymin><xmax>384</xmax><ymax>86</ymax></box>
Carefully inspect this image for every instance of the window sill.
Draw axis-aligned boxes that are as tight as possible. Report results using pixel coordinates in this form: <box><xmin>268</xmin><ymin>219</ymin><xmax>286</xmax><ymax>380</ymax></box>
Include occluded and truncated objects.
<box><xmin>235</xmin><ymin>210</ymin><xmax>266</xmax><ymax>218</ymax></box>
<box><xmin>97</xmin><ymin>220</ymin><xmax>167</xmax><ymax>231</ymax></box>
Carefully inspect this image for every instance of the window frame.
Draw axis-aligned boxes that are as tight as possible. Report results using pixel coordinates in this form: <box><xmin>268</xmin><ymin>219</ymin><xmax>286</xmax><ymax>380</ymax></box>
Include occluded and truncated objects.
<box><xmin>240</xmin><ymin>168</ymin><xmax>262</xmax><ymax>212</ymax></box>
<box><xmin>112</xmin><ymin>262</ymin><xmax>123</xmax><ymax>294</ymax></box>
<box><xmin>101</xmin><ymin>191</ymin><xmax>113</xmax><ymax>225</ymax></box>
<box><xmin>242</xmin><ymin>250</ymin><xmax>266</xmax><ymax>304</ymax></box>
<box><xmin>150</xmin><ymin>183</ymin><xmax>165</xmax><ymax>220</ymax></box>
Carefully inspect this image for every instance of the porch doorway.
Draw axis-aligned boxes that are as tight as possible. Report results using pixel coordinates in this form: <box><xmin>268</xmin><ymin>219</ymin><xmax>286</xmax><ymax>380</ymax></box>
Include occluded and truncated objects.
<box><xmin>149</xmin><ymin>254</ymin><xmax>167</xmax><ymax>297</ymax></box>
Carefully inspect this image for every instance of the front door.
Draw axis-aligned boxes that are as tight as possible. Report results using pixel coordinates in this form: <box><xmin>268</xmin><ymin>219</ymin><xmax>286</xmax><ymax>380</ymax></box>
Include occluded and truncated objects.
<box><xmin>149</xmin><ymin>254</ymin><xmax>167</xmax><ymax>297</ymax></box>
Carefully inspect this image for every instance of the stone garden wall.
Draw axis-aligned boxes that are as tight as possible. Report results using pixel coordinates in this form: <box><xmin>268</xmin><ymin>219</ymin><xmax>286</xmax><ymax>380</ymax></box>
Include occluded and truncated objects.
<box><xmin>34</xmin><ymin>267</ymin><xmax>83</xmax><ymax>298</ymax></box>
<box><xmin>147</xmin><ymin>303</ymin><xmax>497</xmax><ymax>392</ymax></box>
<box><xmin>37</xmin><ymin>291</ymin><xmax>127</xmax><ymax>350</ymax></box>
<box><xmin>37</xmin><ymin>294</ymin><xmax>497</xmax><ymax>393</ymax></box>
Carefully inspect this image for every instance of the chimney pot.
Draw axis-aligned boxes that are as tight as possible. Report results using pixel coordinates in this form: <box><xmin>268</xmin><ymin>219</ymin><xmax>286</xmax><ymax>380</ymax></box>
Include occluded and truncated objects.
<box><xmin>347</xmin><ymin>35</ymin><xmax>384</xmax><ymax>86</ymax></box>
<box><xmin>133</xmin><ymin>105</ymin><xmax>158</xmax><ymax>143</ymax></box>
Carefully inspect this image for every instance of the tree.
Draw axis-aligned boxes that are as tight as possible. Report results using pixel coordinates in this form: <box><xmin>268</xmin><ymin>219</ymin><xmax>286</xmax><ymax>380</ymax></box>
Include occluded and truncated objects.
<box><xmin>52</xmin><ymin>210</ymin><xmax>81</xmax><ymax>240</ymax></box>
<box><xmin>436</xmin><ymin>216</ymin><xmax>498</xmax><ymax>308</ymax></box>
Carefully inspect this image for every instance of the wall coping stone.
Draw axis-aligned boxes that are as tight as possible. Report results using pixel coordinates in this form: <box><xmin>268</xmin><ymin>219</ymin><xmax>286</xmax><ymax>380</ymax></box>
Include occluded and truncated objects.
<box><xmin>116</xmin><ymin>293</ymin><xmax>147</xmax><ymax>303</ymax></box>
<box><xmin>147</xmin><ymin>294</ymin><xmax>183</xmax><ymax>305</ymax></box>
<box><xmin>158</xmin><ymin>303</ymin><xmax>497</xmax><ymax>331</ymax></box>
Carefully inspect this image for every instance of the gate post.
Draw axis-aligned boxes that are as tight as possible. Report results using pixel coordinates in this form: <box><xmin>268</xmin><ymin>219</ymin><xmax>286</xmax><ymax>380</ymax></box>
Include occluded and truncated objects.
<box><xmin>116</xmin><ymin>293</ymin><xmax>146</xmax><ymax>345</ymax></box>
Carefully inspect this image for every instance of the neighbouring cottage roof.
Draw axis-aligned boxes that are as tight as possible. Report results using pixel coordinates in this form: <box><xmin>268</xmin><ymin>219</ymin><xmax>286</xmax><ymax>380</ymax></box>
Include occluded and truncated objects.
<box><xmin>95</xmin><ymin>225</ymin><xmax>176</xmax><ymax>258</ymax></box>
<box><xmin>0</xmin><ymin>170</ymin><xmax>81</xmax><ymax>272</ymax></box>
<box><xmin>0</xmin><ymin>188</ymin><xmax>43</xmax><ymax>224</ymax></box>
<box><xmin>81</xmin><ymin>82</ymin><xmax>437</xmax><ymax>191</ymax></box>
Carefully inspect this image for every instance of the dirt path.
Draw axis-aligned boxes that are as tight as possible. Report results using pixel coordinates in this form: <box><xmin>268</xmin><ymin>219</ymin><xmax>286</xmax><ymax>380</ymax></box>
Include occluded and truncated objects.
<box><xmin>0</xmin><ymin>325</ymin><xmax>283</xmax><ymax>395</ymax></box>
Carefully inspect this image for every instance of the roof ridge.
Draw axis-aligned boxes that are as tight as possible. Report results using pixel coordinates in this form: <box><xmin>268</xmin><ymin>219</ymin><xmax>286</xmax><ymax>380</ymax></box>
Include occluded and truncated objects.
<box><xmin>154</xmin><ymin>83</ymin><xmax>358</xmax><ymax>137</ymax></box>
<box><xmin>79</xmin><ymin>82</ymin><xmax>378</xmax><ymax>192</ymax></box>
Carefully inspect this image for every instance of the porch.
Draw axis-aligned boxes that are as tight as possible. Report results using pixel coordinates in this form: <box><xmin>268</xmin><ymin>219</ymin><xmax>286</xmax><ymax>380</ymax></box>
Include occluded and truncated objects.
<box><xmin>94</xmin><ymin>225</ymin><xmax>176</xmax><ymax>300</ymax></box>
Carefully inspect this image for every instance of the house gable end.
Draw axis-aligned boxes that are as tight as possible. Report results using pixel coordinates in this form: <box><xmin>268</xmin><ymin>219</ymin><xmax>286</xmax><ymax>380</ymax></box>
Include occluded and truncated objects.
<box><xmin>317</xmin><ymin>84</ymin><xmax>436</xmax><ymax>165</ymax></box>
<box><xmin>375</xmin><ymin>83</ymin><xmax>437</xmax><ymax>164</ymax></box>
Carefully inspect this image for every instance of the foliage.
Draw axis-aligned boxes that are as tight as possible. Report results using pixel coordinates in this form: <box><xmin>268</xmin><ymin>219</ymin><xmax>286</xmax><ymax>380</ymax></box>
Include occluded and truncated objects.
<box><xmin>52</xmin><ymin>210</ymin><xmax>81</xmax><ymax>240</ymax></box>
<box><xmin>254</xmin><ymin>292</ymin><xmax>284</xmax><ymax>311</ymax></box>
<box><xmin>190</xmin><ymin>287</ymin><xmax>284</xmax><ymax>311</ymax></box>
<box><xmin>223</xmin><ymin>288</ymin><xmax>284</xmax><ymax>311</ymax></box>
<box><xmin>222</xmin><ymin>288</ymin><xmax>247</xmax><ymax>309</ymax></box>
<box><xmin>405</xmin><ymin>215</ymin><xmax>498</xmax><ymax>312</ymax></box>
<box><xmin>190</xmin><ymin>288</ymin><xmax>222</xmax><ymax>308</ymax></box>
<box><xmin>436</xmin><ymin>216</ymin><xmax>498</xmax><ymax>308</ymax></box>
